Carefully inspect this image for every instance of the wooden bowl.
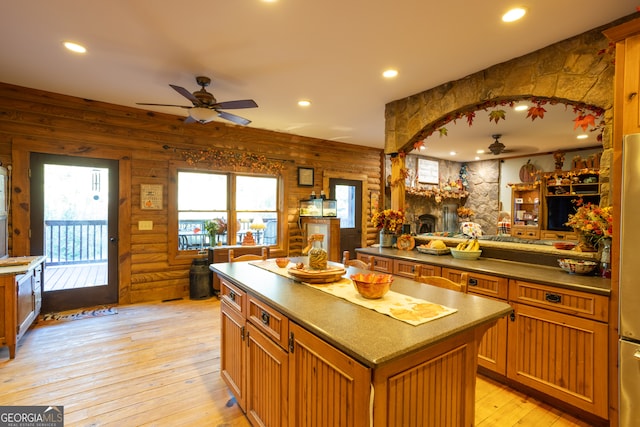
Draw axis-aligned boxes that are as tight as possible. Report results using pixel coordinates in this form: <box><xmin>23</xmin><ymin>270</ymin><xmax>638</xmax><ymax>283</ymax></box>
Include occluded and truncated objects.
<box><xmin>275</xmin><ymin>257</ymin><xmax>290</xmax><ymax>268</ymax></box>
<box><xmin>350</xmin><ymin>273</ymin><xmax>393</xmax><ymax>299</ymax></box>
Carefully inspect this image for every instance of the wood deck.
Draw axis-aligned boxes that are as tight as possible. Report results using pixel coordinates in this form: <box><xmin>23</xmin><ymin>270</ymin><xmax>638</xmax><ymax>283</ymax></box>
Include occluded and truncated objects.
<box><xmin>44</xmin><ymin>263</ymin><xmax>108</xmax><ymax>291</ymax></box>
<box><xmin>0</xmin><ymin>298</ymin><xmax>596</xmax><ymax>426</ymax></box>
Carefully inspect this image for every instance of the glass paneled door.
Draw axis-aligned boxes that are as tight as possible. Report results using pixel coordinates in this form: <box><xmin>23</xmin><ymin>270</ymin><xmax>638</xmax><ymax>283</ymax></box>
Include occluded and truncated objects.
<box><xmin>329</xmin><ymin>178</ymin><xmax>362</xmax><ymax>260</ymax></box>
<box><xmin>30</xmin><ymin>153</ymin><xmax>119</xmax><ymax>312</ymax></box>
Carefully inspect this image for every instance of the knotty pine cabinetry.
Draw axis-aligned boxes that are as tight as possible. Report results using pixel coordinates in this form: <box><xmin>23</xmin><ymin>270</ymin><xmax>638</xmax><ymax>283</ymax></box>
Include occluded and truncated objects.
<box><xmin>365</xmin><ymin>253</ymin><xmax>609</xmax><ymax>419</ymax></box>
<box><xmin>0</xmin><ymin>257</ymin><xmax>45</xmax><ymax>359</ymax></box>
<box><xmin>508</xmin><ymin>280</ymin><xmax>609</xmax><ymax>419</ymax></box>
<box><xmin>219</xmin><ymin>277</ymin><xmax>370</xmax><ymax>427</ymax></box>
<box><xmin>443</xmin><ymin>267</ymin><xmax>509</xmax><ymax>375</ymax></box>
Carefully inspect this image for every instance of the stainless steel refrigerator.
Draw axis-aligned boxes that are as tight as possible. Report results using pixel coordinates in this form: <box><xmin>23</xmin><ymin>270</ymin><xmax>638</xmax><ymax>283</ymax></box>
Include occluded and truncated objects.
<box><xmin>620</xmin><ymin>134</ymin><xmax>640</xmax><ymax>426</ymax></box>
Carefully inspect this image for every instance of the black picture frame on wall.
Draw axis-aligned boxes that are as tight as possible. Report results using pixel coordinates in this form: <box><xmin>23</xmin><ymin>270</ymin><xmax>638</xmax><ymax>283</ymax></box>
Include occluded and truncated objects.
<box><xmin>298</xmin><ymin>167</ymin><xmax>314</xmax><ymax>186</ymax></box>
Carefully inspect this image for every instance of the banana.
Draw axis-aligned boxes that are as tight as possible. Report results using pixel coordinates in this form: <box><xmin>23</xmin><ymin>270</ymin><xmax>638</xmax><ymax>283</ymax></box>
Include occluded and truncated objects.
<box><xmin>456</xmin><ymin>241</ymin><xmax>466</xmax><ymax>250</ymax></box>
<box><xmin>466</xmin><ymin>238</ymin><xmax>478</xmax><ymax>251</ymax></box>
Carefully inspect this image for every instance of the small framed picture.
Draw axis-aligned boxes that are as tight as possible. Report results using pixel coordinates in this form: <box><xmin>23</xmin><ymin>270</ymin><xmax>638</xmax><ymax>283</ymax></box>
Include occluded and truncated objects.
<box><xmin>298</xmin><ymin>167</ymin><xmax>314</xmax><ymax>187</ymax></box>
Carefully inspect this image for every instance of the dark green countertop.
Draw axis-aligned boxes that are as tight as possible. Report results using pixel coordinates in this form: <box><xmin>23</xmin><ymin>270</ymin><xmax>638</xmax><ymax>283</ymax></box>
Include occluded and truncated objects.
<box><xmin>356</xmin><ymin>247</ymin><xmax>610</xmax><ymax>296</ymax></box>
<box><xmin>211</xmin><ymin>261</ymin><xmax>512</xmax><ymax>369</ymax></box>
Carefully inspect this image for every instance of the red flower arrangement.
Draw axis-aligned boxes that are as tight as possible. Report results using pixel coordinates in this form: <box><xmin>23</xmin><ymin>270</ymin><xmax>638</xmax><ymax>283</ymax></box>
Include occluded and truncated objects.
<box><xmin>565</xmin><ymin>199</ymin><xmax>612</xmax><ymax>246</ymax></box>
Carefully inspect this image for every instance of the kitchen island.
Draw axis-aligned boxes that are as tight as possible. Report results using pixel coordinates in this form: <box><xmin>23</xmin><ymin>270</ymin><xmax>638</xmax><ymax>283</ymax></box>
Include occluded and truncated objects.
<box><xmin>211</xmin><ymin>260</ymin><xmax>512</xmax><ymax>427</ymax></box>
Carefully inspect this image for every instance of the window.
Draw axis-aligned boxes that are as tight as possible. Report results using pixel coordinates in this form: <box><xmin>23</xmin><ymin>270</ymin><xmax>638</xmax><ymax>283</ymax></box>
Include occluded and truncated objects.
<box><xmin>171</xmin><ymin>167</ymin><xmax>280</xmax><ymax>257</ymax></box>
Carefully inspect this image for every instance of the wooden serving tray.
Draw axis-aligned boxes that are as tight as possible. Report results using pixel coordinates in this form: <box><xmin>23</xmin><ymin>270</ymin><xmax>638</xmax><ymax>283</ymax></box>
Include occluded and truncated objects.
<box><xmin>287</xmin><ymin>266</ymin><xmax>346</xmax><ymax>284</ymax></box>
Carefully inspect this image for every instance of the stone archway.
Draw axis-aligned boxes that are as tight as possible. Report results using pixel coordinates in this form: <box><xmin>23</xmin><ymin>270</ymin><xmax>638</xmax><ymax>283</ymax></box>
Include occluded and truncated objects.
<box><xmin>384</xmin><ymin>24</ymin><xmax>616</xmax><ymax>207</ymax></box>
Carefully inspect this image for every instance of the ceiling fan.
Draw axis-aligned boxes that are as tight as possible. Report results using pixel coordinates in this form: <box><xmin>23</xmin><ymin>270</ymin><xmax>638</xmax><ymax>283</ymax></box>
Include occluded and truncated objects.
<box><xmin>488</xmin><ymin>134</ymin><xmax>507</xmax><ymax>155</ymax></box>
<box><xmin>137</xmin><ymin>76</ymin><xmax>258</xmax><ymax>126</ymax></box>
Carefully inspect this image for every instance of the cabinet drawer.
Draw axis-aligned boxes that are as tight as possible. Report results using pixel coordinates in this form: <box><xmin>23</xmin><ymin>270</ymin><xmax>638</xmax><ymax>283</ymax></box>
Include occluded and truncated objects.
<box><xmin>248</xmin><ymin>295</ymin><xmax>289</xmax><ymax>350</ymax></box>
<box><xmin>442</xmin><ymin>268</ymin><xmax>508</xmax><ymax>300</ymax></box>
<box><xmin>509</xmin><ymin>280</ymin><xmax>608</xmax><ymax>322</ymax></box>
<box><xmin>393</xmin><ymin>259</ymin><xmax>441</xmax><ymax>278</ymax></box>
<box><xmin>511</xmin><ymin>227</ymin><xmax>540</xmax><ymax>239</ymax></box>
<box><xmin>370</xmin><ymin>256</ymin><xmax>393</xmax><ymax>273</ymax></box>
<box><xmin>220</xmin><ymin>278</ymin><xmax>247</xmax><ymax>316</ymax></box>
<box><xmin>540</xmin><ymin>230</ymin><xmax>577</xmax><ymax>241</ymax></box>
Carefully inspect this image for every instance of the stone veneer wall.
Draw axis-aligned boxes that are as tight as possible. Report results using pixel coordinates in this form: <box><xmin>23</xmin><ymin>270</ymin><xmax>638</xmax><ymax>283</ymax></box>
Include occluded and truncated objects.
<box><xmin>388</xmin><ymin>154</ymin><xmax>500</xmax><ymax>235</ymax></box>
<box><xmin>383</xmin><ymin>20</ymin><xmax>631</xmax><ymax>209</ymax></box>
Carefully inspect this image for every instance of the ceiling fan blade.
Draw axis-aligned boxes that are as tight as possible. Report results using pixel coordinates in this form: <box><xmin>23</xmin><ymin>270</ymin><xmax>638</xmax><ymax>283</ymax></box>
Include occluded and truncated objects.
<box><xmin>169</xmin><ymin>84</ymin><xmax>200</xmax><ymax>105</ymax></box>
<box><xmin>217</xmin><ymin>110</ymin><xmax>251</xmax><ymax>126</ymax></box>
<box><xmin>136</xmin><ymin>102</ymin><xmax>191</xmax><ymax>109</ymax></box>
<box><xmin>214</xmin><ymin>99</ymin><xmax>258</xmax><ymax>110</ymax></box>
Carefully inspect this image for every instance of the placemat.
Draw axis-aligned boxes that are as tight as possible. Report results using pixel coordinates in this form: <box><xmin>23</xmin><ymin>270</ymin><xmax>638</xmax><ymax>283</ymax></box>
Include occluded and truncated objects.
<box><xmin>250</xmin><ymin>260</ymin><xmax>457</xmax><ymax>326</ymax></box>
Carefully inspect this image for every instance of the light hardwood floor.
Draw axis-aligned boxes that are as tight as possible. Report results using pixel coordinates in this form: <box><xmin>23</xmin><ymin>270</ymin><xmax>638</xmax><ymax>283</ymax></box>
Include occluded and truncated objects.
<box><xmin>0</xmin><ymin>298</ymin><xmax>596</xmax><ymax>427</ymax></box>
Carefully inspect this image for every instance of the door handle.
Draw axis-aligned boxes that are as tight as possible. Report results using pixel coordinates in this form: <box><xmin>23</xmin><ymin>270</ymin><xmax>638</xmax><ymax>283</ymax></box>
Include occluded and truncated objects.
<box><xmin>109</xmin><ymin>237</ymin><xmax>117</xmax><ymax>243</ymax></box>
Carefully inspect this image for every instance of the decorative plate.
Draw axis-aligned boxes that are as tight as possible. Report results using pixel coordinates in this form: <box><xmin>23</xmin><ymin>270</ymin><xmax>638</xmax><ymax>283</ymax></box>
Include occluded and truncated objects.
<box><xmin>287</xmin><ymin>265</ymin><xmax>346</xmax><ymax>283</ymax></box>
<box><xmin>396</xmin><ymin>235</ymin><xmax>415</xmax><ymax>251</ymax></box>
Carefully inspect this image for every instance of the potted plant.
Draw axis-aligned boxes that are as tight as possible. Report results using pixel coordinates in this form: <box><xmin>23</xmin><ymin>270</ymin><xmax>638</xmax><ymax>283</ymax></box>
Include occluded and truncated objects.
<box><xmin>371</xmin><ymin>209</ymin><xmax>405</xmax><ymax>247</ymax></box>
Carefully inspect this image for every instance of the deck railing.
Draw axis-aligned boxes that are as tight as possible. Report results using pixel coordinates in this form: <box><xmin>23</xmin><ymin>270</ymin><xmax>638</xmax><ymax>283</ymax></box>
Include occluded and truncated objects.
<box><xmin>45</xmin><ymin>220</ymin><xmax>108</xmax><ymax>265</ymax></box>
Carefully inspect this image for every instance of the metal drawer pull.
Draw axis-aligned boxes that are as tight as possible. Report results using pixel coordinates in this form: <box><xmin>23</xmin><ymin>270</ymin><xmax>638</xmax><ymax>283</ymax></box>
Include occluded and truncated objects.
<box><xmin>261</xmin><ymin>310</ymin><xmax>270</xmax><ymax>326</ymax></box>
<box><xmin>545</xmin><ymin>292</ymin><xmax>562</xmax><ymax>304</ymax></box>
<box><xmin>468</xmin><ymin>278</ymin><xmax>478</xmax><ymax>287</ymax></box>
<box><xmin>229</xmin><ymin>290</ymin><xmax>236</xmax><ymax>302</ymax></box>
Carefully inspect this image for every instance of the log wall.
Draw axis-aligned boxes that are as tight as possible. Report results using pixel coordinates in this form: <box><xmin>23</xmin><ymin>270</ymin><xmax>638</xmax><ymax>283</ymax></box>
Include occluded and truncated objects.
<box><xmin>0</xmin><ymin>82</ymin><xmax>383</xmax><ymax>303</ymax></box>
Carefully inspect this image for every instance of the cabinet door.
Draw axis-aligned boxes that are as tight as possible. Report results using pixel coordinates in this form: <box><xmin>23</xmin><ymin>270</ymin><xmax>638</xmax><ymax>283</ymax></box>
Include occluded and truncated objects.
<box><xmin>507</xmin><ymin>302</ymin><xmax>608</xmax><ymax>418</ymax></box>
<box><xmin>475</xmin><ymin>297</ymin><xmax>508</xmax><ymax>375</ymax></box>
<box><xmin>246</xmin><ymin>323</ymin><xmax>288</xmax><ymax>427</ymax></box>
<box><xmin>16</xmin><ymin>273</ymin><xmax>35</xmax><ymax>340</ymax></box>
<box><xmin>221</xmin><ymin>301</ymin><xmax>247</xmax><ymax>410</ymax></box>
<box><xmin>288</xmin><ymin>322</ymin><xmax>371</xmax><ymax>427</ymax></box>
<box><xmin>393</xmin><ymin>259</ymin><xmax>441</xmax><ymax>278</ymax></box>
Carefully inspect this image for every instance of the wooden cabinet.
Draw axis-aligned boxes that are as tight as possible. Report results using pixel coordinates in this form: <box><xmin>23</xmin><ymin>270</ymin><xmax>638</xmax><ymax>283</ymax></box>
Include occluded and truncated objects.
<box><xmin>542</xmin><ymin>172</ymin><xmax>600</xmax><ymax>234</ymax></box>
<box><xmin>539</xmin><ymin>230</ymin><xmax>578</xmax><ymax>241</ymax></box>
<box><xmin>393</xmin><ymin>258</ymin><xmax>440</xmax><ymax>278</ymax></box>
<box><xmin>301</xmin><ymin>217</ymin><xmax>341</xmax><ymax>262</ymax></box>
<box><xmin>288</xmin><ymin>322</ymin><xmax>370</xmax><ymax>427</ymax></box>
<box><xmin>443</xmin><ymin>267</ymin><xmax>509</xmax><ymax>374</ymax></box>
<box><xmin>511</xmin><ymin>184</ymin><xmax>540</xmax><ymax>239</ymax></box>
<box><xmin>1</xmin><ymin>258</ymin><xmax>45</xmax><ymax>359</ymax></box>
<box><xmin>220</xmin><ymin>278</ymin><xmax>290</xmax><ymax>425</ymax></box>
<box><xmin>508</xmin><ymin>280</ymin><xmax>609</xmax><ymax>418</ymax></box>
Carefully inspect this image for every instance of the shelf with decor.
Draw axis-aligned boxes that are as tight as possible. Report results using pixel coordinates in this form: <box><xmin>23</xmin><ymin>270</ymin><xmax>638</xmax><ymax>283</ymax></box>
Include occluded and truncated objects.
<box><xmin>510</xmin><ymin>184</ymin><xmax>540</xmax><ymax>239</ymax></box>
<box><xmin>542</xmin><ymin>170</ymin><xmax>601</xmax><ymax>235</ymax></box>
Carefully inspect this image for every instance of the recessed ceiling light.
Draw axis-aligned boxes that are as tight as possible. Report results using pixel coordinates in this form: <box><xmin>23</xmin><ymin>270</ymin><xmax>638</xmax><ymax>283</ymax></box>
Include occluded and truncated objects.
<box><xmin>63</xmin><ymin>41</ymin><xmax>86</xmax><ymax>54</ymax></box>
<box><xmin>382</xmin><ymin>69</ymin><xmax>398</xmax><ymax>79</ymax></box>
<box><xmin>502</xmin><ymin>7</ymin><xmax>526</xmax><ymax>23</ymax></box>
<box><xmin>514</xmin><ymin>105</ymin><xmax>528</xmax><ymax>112</ymax></box>
<box><xmin>449</xmin><ymin>151</ymin><xmax>456</xmax><ymax>156</ymax></box>
<box><xmin>476</xmin><ymin>149</ymin><xmax>485</xmax><ymax>154</ymax></box>
<box><xmin>419</xmin><ymin>145</ymin><xmax>426</xmax><ymax>150</ymax></box>
<box><xmin>475</xmin><ymin>156</ymin><xmax>481</xmax><ymax>160</ymax></box>
<box><xmin>576</xmin><ymin>134</ymin><xmax>589</xmax><ymax>140</ymax></box>
<box><xmin>298</xmin><ymin>100</ymin><xmax>311</xmax><ymax>107</ymax></box>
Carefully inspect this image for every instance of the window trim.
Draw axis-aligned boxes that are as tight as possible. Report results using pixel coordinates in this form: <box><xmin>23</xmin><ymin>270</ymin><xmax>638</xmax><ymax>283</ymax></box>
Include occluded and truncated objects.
<box><xmin>168</xmin><ymin>160</ymin><xmax>285</xmax><ymax>265</ymax></box>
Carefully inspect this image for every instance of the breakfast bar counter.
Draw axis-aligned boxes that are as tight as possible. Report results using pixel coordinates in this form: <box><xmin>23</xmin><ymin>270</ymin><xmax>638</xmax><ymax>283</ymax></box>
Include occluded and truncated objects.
<box><xmin>211</xmin><ymin>260</ymin><xmax>511</xmax><ymax>426</ymax></box>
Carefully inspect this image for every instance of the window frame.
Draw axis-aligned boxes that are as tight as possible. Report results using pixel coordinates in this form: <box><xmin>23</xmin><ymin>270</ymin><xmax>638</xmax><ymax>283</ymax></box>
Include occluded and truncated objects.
<box><xmin>168</xmin><ymin>161</ymin><xmax>284</xmax><ymax>265</ymax></box>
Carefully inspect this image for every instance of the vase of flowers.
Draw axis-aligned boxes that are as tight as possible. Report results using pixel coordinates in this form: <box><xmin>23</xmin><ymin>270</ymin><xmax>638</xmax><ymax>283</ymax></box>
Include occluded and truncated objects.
<box><xmin>564</xmin><ymin>199</ymin><xmax>612</xmax><ymax>252</ymax></box>
<box><xmin>204</xmin><ymin>218</ymin><xmax>228</xmax><ymax>247</ymax></box>
<box><xmin>372</xmin><ymin>209</ymin><xmax>405</xmax><ymax>247</ymax></box>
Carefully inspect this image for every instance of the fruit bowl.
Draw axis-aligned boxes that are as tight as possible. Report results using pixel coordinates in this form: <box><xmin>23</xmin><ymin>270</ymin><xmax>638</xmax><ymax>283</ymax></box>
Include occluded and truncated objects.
<box><xmin>350</xmin><ymin>273</ymin><xmax>393</xmax><ymax>299</ymax></box>
<box><xmin>275</xmin><ymin>257</ymin><xmax>290</xmax><ymax>268</ymax></box>
<box><xmin>450</xmin><ymin>248</ymin><xmax>482</xmax><ymax>260</ymax></box>
<box><xmin>558</xmin><ymin>258</ymin><xmax>598</xmax><ymax>275</ymax></box>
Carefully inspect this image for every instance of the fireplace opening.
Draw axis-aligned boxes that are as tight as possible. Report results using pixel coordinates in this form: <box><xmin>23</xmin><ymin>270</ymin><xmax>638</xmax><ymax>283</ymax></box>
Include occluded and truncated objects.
<box><xmin>418</xmin><ymin>214</ymin><xmax>437</xmax><ymax>234</ymax></box>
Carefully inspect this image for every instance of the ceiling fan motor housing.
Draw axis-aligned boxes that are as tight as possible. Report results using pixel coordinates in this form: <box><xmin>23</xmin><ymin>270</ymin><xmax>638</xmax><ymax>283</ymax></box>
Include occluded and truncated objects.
<box><xmin>489</xmin><ymin>134</ymin><xmax>505</xmax><ymax>155</ymax></box>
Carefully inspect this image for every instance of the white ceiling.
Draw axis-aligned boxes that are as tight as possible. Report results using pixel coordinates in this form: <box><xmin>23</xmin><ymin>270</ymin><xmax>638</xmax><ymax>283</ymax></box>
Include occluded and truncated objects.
<box><xmin>0</xmin><ymin>1</ymin><xmax>636</xmax><ymax>161</ymax></box>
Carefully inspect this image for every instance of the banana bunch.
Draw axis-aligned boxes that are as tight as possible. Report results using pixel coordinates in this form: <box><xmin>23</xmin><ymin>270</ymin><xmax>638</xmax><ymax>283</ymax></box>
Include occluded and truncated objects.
<box><xmin>455</xmin><ymin>238</ymin><xmax>480</xmax><ymax>251</ymax></box>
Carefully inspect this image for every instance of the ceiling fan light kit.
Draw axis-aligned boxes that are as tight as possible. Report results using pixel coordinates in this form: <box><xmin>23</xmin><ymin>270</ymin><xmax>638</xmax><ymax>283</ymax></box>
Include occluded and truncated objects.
<box><xmin>189</xmin><ymin>107</ymin><xmax>218</xmax><ymax>124</ymax></box>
